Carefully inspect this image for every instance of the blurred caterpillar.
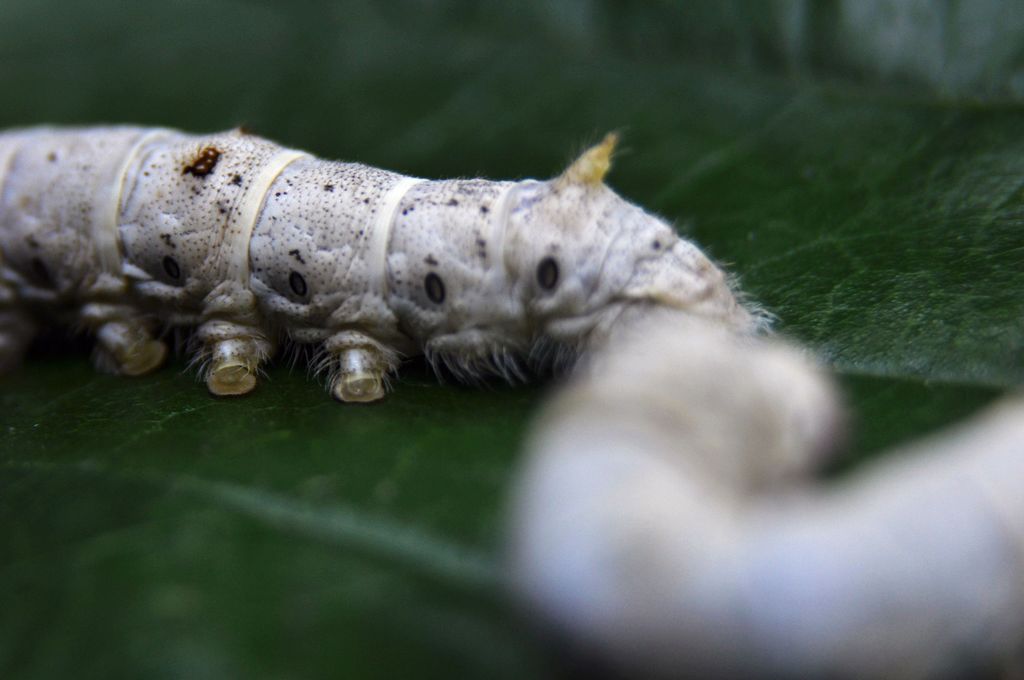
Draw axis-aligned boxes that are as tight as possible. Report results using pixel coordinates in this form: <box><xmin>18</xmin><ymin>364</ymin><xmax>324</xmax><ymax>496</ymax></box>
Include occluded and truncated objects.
<box><xmin>0</xmin><ymin>127</ymin><xmax>754</xmax><ymax>401</ymax></box>
<box><xmin>509</xmin><ymin>312</ymin><xmax>1024</xmax><ymax>678</ymax></box>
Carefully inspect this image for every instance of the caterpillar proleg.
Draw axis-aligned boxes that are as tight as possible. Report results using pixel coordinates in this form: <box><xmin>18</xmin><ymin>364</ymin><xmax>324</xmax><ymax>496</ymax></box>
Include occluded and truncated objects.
<box><xmin>0</xmin><ymin>127</ymin><xmax>757</xmax><ymax>401</ymax></box>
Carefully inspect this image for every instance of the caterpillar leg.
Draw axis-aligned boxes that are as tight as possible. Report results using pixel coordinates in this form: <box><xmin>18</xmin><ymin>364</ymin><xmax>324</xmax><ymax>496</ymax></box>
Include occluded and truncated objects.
<box><xmin>333</xmin><ymin>347</ymin><xmax>388</xmax><ymax>402</ymax></box>
<box><xmin>324</xmin><ymin>331</ymin><xmax>399</xmax><ymax>403</ymax></box>
<box><xmin>197</xmin><ymin>320</ymin><xmax>273</xmax><ymax>397</ymax></box>
<box><xmin>80</xmin><ymin>304</ymin><xmax>167</xmax><ymax>377</ymax></box>
<box><xmin>0</xmin><ymin>309</ymin><xmax>36</xmax><ymax>375</ymax></box>
<box><xmin>94</xmin><ymin>320</ymin><xmax>167</xmax><ymax>376</ymax></box>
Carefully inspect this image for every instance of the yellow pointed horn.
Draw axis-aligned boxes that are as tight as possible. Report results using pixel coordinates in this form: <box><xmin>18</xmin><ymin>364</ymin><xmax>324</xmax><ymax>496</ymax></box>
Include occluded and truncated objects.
<box><xmin>558</xmin><ymin>132</ymin><xmax>619</xmax><ymax>187</ymax></box>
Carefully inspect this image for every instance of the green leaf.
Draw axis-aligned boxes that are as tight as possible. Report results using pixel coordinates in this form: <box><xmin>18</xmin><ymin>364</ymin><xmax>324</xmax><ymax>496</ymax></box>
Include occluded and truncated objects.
<box><xmin>0</xmin><ymin>1</ymin><xmax>1020</xmax><ymax>677</ymax></box>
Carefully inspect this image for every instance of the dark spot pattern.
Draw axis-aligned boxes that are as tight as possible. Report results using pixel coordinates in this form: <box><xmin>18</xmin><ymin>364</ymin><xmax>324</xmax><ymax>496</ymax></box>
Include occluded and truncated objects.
<box><xmin>424</xmin><ymin>272</ymin><xmax>445</xmax><ymax>304</ymax></box>
<box><xmin>537</xmin><ymin>257</ymin><xmax>559</xmax><ymax>290</ymax></box>
<box><xmin>230</xmin><ymin>174</ymin><xmax>243</xmax><ymax>186</ymax></box>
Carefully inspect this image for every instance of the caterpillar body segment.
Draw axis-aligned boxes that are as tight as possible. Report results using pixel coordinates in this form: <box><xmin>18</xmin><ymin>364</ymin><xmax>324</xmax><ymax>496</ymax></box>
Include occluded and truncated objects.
<box><xmin>0</xmin><ymin>127</ymin><xmax>170</xmax><ymax>379</ymax></box>
<box><xmin>0</xmin><ymin>127</ymin><xmax>756</xmax><ymax>401</ymax></box>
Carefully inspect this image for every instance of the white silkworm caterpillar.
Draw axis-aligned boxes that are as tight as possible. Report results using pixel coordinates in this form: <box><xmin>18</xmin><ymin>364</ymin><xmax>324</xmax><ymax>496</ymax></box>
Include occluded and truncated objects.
<box><xmin>508</xmin><ymin>314</ymin><xmax>1024</xmax><ymax>678</ymax></box>
<box><xmin>0</xmin><ymin>127</ymin><xmax>757</xmax><ymax>401</ymax></box>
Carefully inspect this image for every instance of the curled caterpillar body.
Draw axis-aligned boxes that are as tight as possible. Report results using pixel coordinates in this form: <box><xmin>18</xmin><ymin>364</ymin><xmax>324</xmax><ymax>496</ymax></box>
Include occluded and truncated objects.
<box><xmin>509</xmin><ymin>315</ymin><xmax>1024</xmax><ymax>677</ymax></box>
<box><xmin>0</xmin><ymin>127</ymin><xmax>756</xmax><ymax>401</ymax></box>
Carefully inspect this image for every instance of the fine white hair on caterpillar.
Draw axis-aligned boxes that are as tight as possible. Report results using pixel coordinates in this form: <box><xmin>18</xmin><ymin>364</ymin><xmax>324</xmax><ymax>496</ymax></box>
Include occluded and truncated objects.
<box><xmin>507</xmin><ymin>313</ymin><xmax>1024</xmax><ymax>678</ymax></box>
<box><xmin>0</xmin><ymin>127</ymin><xmax>761</xmax><ymax>401</ymax></box>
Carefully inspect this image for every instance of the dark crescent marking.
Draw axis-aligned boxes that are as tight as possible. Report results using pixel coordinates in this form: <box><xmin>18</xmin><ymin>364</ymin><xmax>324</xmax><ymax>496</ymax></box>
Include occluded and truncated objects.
<box><xmin>289</xmin><ymin>270</ymin><xmax>307</xmax><ymax>297</ymax></box>
<box><xmin>424</xmin><ymin>272</ymin><xmax>445</xmax><ymax>304</ymax></box>
<box><xmin>537</xmin><ymin>257</ymin><xmax>559</xmax><ymax>291</ymax></box>
<box><xmin>163</xmin><ymin>255</ymin><xmax>181</xmax><ymax>280</ymax></box>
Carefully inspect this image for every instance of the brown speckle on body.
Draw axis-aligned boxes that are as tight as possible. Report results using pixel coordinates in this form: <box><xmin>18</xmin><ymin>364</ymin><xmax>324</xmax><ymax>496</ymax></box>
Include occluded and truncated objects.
<box><xmin>182</xmin><ymin>146</ymin><xmax>222</xmax><ymax>177</ymax></box>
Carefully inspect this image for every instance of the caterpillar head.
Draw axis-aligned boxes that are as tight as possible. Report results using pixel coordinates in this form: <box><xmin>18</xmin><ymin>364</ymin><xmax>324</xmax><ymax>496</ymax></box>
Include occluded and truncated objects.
<box><xmin>504</xmin><ymin>134</ymin><xmax>760</xmax><ymax>359</ymax></box>
<box><xmin>413</xmin><ymin>134</ymin><xmax>760</xmax><ymax>379</ymax></box>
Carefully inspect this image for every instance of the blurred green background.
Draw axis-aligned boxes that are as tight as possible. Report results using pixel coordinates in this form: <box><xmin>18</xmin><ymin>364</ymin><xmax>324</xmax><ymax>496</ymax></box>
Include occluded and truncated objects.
<box><xmin>1</xmin><ymin>1</ymin><xmax>1023</xmax><ymax>677</ymax></box>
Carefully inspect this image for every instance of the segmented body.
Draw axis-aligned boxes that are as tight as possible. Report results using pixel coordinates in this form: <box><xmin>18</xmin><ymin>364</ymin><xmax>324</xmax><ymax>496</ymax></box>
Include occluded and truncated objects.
<box><xmin>0</xmin><ymin>127</ymin><xmax>754</xmax><ymax>401</ymax></box>
<box><xmin>510</xmin><ymin>314</ymin><xmax>1024</xmax><ymax>677</ymax></box>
